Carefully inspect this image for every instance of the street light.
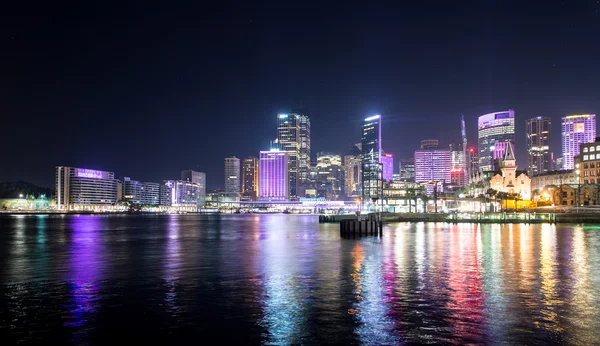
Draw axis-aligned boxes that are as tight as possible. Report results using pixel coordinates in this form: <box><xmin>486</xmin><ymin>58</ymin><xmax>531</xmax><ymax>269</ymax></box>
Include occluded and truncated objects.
<box><xmin>19</xmin><ymin>194</ymin><xmax>23</xmax><ymax>198</ymax></box>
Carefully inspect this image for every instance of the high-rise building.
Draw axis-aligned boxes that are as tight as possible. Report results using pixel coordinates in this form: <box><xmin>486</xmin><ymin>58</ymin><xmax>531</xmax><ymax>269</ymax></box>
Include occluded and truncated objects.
<box><xmin>159</xmin><ymin>180</ymin><xmax>204</xmax><ymax>207</ymax></box>
<box><xmin>361</xmin><ymin>115</ymin><xmax>382</xmax><ymax>199</ymax></box>
<box><xmin>343</xmin><ymin>154</ymin><xmax>361</xmax><ymax>197</ymax></box>
<box><xmin>478</xmin><ymin>110</ymin><xmax>515</xmax><ymax>171</ymax></box>
<box><xmin>277</xmin><ymin>111</ymin><xmax>311</xmax><ymax>198</ymax></box>
<box><xmin>414</xmin><ymin>141</ymin><xmax>451</xmax><ymax>191</ymax></box>
<box><xmin>181</xmin><ymin>170</ymin><xmax>206</xmax><ymax>204</ymax></box>
<box><xmin>122</xmin><ymin>177</ymin><xmax>160</xmax><ymax>205</ymax></box>
<box><xmin>316</xmin><ymin>152</ymin><xmax>344</xmax><ymax>200</ymax></box>
<box><xmin>55</xmin><ymin>167</ymin><xmax>118</xmax><ymax>209</ymax></box>
<box><xmin>449</xmin><ymin>144</ymin><xmax>467</xmax><ymax>187</ymax></box>
<box><xmin>381</xmin><ymin>153</ymin><xmax>393</xmax><ymax>182</ymax></box>
<box><xmin>561</xmin><ymin>114</ymin><xmax>596</xmax><ymax>170</ymax></box>
<box><xmin>579</xmin><ymin>138</ymin><xmax>600</xmax><ymax>184</ymax></box>
<box><xmin>224</xmin><ymin>157</ymin><xmax>240</xmax><ymax>195</ymax></box>
<box><xmin>398</xmin><ymin>159</ymin><xmax>415</xmax><ymax>181</ymax></box>
<box><xmin>259</xmin><ymin>150</ymin><xmax>289</xmax><ymax>201</ymax></box>
<box><xmin>242</xmin><ymin>157</ymin><xmax>259</xmax><ymax>200</ymax></box>
<box><xmin>526</xmin><ymin>117</ymin><xmax>552</xmax><ymax>176</ymax></box>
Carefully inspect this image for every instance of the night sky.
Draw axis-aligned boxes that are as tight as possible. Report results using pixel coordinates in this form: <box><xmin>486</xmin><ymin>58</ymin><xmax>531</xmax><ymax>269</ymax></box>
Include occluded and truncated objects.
<box><xmin>3</xmin><ymin>1</ymin><xmax>600</xmax><ymax>189</ymax></box>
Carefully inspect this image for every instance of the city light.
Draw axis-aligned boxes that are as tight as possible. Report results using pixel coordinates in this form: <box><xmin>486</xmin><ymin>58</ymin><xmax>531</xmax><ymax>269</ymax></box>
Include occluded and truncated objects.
<box><xmin>364</xmin><ymin>115</ymin><xmax>380</xmax><ymax>121</ymax></box>
<box><xmin>278</xmin><ymin>114</ymin><xmax>288</xmax><ymax>118</ymax></box>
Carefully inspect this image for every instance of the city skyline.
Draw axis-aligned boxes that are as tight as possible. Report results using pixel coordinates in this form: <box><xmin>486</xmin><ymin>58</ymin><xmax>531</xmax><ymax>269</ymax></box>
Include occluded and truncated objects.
<box><xmin>3</xmin><ymin>2</ymin><xmax>600</xmax><ymax>188</ymax></box>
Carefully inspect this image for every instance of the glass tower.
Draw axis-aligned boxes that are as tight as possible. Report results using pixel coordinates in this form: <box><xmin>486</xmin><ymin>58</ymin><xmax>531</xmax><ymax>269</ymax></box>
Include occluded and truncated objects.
<box><xmin>259</xmin><ymin>150</ymin><xmax>289</xmax><ymax>201</ymax></box>
<box><xmin>361</xmin><ymin>115</ymin><xmax>382</xmax><ymax>199</ymax></box>
<box><xmin>277</xmin><ymin>111</ymin><xmax>311</xmax><ymax>198</ymax></box>
<box><xmin>526</xmin><ymin>117</ymin><xmax>551</xmax><ymax>176</ymax></box>
<box><xmin>478</xmin><ymin>110</ymin><xmax>515</xmax><ymax>171</ymax></box>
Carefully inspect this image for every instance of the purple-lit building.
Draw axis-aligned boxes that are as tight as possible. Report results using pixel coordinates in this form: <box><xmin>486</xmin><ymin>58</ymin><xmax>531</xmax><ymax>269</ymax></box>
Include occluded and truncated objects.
<box><xmin>259</xmin><ymin>150</ymin><xmax>289</xmax><ymax>201</ymax></box>
<box><xmin>491</xmin><ymin>141</ymin><xmax>515</xmax><ymax>170</ymax></box>
<box><xmin>381</xmin><ymin>153</ymin><xmax>394</xmax><ymax>182</ymax></box>
<box><xmin>562</xmin><ymin>114</ymin><xmax>596</xmax><ymax>170</ymax></box>
<box><xmin>414</xmin><ymin>141</ymin><xmax>451</xmax><ymax>193</ymax></box>
<box><xmin>55</xmin><ymin>166</ymin><xmax>118</xmax><ymax>209</ymax></box>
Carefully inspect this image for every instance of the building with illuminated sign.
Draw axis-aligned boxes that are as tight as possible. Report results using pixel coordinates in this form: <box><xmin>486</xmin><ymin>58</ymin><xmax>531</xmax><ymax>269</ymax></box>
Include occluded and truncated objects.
<box><xmin>561</xmin><ymin>114</ymin><xmax>596</xmax><ymax>170</ymax></box>
<box><xmin>361</xmin><ymin>115</ymin><xmax>382</xmax><ymax>199</ymax></box>
<box><xmin>526</xmin><ymin>117</ymin><xmax>552</xmax><ymax>176</ymax></box>
<box><xmin>478</xmin><ymin>110</ymin><xmax>515</xmax><ymax>171</ymax></box>
<box><xmin>122</xmin><ymin>177</ymin><xmax>160</xmax><ymax>205</ymax></box>
<box><xmin>259</xmin><ymin>150</ymin><xmax>289</xmax><ymax>201</ymax></box>
<box><xmin>55</xmin><ymin>166</ymin><xmax>118</xmax><ymax>209</ymax></box>
<box><xmin>277</xmin><ymin>111</ymin><xmax>311</xmax><ymax>198</ymax></box>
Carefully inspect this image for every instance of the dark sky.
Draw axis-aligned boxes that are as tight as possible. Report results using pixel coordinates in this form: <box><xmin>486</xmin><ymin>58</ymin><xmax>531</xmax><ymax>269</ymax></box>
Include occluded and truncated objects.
<box><xmin>3</xmin><ymin>1</ymin><xmax>600</xmax><ymax>188</ymax></box>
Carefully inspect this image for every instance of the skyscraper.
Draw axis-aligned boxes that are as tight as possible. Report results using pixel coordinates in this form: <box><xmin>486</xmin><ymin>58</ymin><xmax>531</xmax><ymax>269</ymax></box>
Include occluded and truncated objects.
<box><xmin>277</xmin><ymin>111</ymin><xmax>311</xmax><ymax>198</ymax></box>
<box><xmin>361</xmin><ymin>115</ymin><xmax>382</xmax><ymax>199</ymax></box>
<box><xmin>561</xmin><ymin>114</ymin><xmax>596</xmax><ymax>170</ymax></box>
<box><xmin>398</xmin><ymin>159</ymin><xmax>415</xmax><ymax>181</ymax></box>
<box><xmin>259</xmin><ymin>150</ymin><xmax>289</xmax><ymax>201</ymax></box>
<box><xmin>478</xmin><ymin>110</ymin><xmax>515</xmax><ymax>171</ymax></box>
<box><xmin>414</xmin><ymin>140</ymin><xmax>452</xmax><ymax>192</ymax></box>
<box><xmin>181</xmin><ymin>170</ymin><xmax>206</xmax><ymax>204</ymax></box>
<box><xmin>381</xmin><ymin>153</ymin><xmax>393</xmax><ymax>182</ymax></box>
<box><xmin>526</xmin><ymin>117</ymin><xmax>552</xmax><ymax>176</ymax></box>
<box><xmin>449</xmin><ymin>143</ymin><xmax>467</xmax><ymax>187</ymax></box>
<box><xmin>315</xmin><ymin>152</ymin><xmax>344</xmax><ymax>200</ymax></box>
<box><xmin>55</xmin><ymin>167</ymin><xmax>118</xmax><ymax>209</ymax></box>
<box><xmin>224</xmin><ymin>157</ymin><xmax>240</xmax><ymax>195</ymax></box>
<box><xmin>242</xmin><ymin>157</ymin><xmax>259</xmax><ymax>200</ymax></box>
<box><xmin>343</xmin><ymin>154</ymin><xmax>361</xmax><ymax>197</ymax></box>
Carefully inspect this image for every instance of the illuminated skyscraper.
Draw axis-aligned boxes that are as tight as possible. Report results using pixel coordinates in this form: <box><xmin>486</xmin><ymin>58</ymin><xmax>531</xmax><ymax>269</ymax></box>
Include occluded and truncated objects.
<box><xmin>414</xmin><ymin>140</ymin><xmax>451</xmax><ymax>191</ymax></box>
<box><xmin>478</xmin><ymin>110</ymin><xmax>515</xmax><ymax>171</ymax></box>
<box><xmin>55</xmin><ymin>166</ymin><xmax>118</xmax><ymax>209</ymax></box>
<box><xmin>526</xmin><ymin>117</ymin><xmax>552</xmax><ymax>176</ymax></box>
<box><xmin>343</xmin><ymin>154</ymin><xmax>361</xmax><ymax>196</ymax></box>
<box><xmin>361</xmin><ymin>115</ymin><xmax>382</xmax><ymax>199</ymax></box>
<box><xmin>277</xmin><ymin>111</ymin><xmax>311</xmax><ymax>198</ymax></box>
<box><xmin>241</xmin><ymin>157</ymin><xmax>259</xmax><ymax>200</ymax></box>
<box><xmin>224</xmin><ymin>157</ymin><xmax>240</xmax><ymax>196</ymax></box>
<box><xmin>259</xmin><ymin>150</ymin><xmax>289</xmax><ymax>201</ymax></box>
<box><xmin>316</xmin><ymin>152</ymin><xmax>343</xmax><ymax>200</ymax></box>
<box><xmin>381</xmin><ymin>153</ymin><xmax>393</xmax><ymax>182</ymax></box>
<box><xmin>561</xmin><ymin>114</ymin><xmax>596</xmax><ymax>170</ymax></box>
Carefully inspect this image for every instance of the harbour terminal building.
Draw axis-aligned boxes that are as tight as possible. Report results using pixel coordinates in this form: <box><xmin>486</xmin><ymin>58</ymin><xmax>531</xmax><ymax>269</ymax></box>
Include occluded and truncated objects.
<box><xmin>55</xmin><ymin>166</ymin><xmax>119</xmax><ymax>211</ymax></box>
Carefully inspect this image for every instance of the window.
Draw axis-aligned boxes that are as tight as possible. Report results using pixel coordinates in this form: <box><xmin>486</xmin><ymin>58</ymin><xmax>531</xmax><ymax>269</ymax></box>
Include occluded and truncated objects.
<box><xmin>592</xmin><ymin>163</ymin><xmax>596</xmax><ymax>168</ymax></box>
<box><xmin>584</xmin><ymin>163</ymin><xmax>589</xmax><ymax>169</ymax></box>
<box><xmin>584</xmin><ymin>147</ymin><xmax>589</xmax><ymax>153</ymax></box>
<box><xmin>596</xmin><ymin>153</ymin><xmax>600</xmax><ymax>159</ymax></box>
<box><xmin>584</xmin><ymin>155</ymin><xmax>589</xmax><ymax>161</ymax></box>
<box><xmin>597</xmin><ymin>145</ymin><xmax>600</xmax><ymax>151</ymax></box>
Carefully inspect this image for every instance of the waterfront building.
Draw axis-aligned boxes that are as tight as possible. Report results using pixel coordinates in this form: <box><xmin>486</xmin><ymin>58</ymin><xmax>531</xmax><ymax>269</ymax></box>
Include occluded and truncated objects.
<box><xmin>530</xmin><ymin>170</ymin><xmax>577</xmax><ymax>192</ymax></box>
<box><xmin>122</xmin><ymin>177</ymin><xmax>160</xmax><ymax>205</ymax></box>
<box><xmin>159</xmin><ymin>180</ymin><xmax>204</xmax><ymax>207</ymax></box>
<box><xmin>578</xmin><ymin>138</ymin><xmax>600</xmax><ymax>185</ymax></box>
<box><xmin>398</xmin><ymin>159</ymin><xmax>415</xmax><ymax>181</ymax></box>
<box><xmin>526</xmin><ymin>117</ymin><xmax>552</xmax><ymax>176</ymax></box>
<box><xmin>182</xmin><ymin>170</ymin><xmax>206</xmax><ymax>185</ymax></box>
<box><xmin>414</xmin><ymin>140</ymin><xmax>451</xmax><ymax>192</ymax></box>
<box><xmin>277</xmin><ymin>111</ymin><xmax>311</xmax><ymax>198</ymax></box>
<box><xmin>241</xmin><ymin>157</ymin><xmax>259</xmax><ymax>201</ymax></box>
<box><xmin>561</xmin><ymin>114</ymin><xmax>596</xmax><ymax>170</ymax></box>
<box><xmin>381</xmin><ymin>153</ymin><xmax>394</xmax><ymax>182</ymax></box>
<box><xmin>361</xmin><ymin>115</ymin><xmax>382</xmax><ymax>199</ymax></box>
<box><xmin>343</xmin><ymin>154</ymin><xmax>361</xmax><ymax>197</ymax></box>
<box><xmin>488</xmin><ymin>142</ymin><xmax>531</xmax><ymax>200</ymax></box>
<box><xmin>224</xmin><ymin>157</ymin><xmax>240</xmax><ymax>196</ymax></box>
<box><xmin>478</xmin><ymin>110</ymin><xmax>515</xmax><ymax>171</ymax></box>
<box><xmin>55</xmin><ymin>166</ymin><xmax>118</xmax><ymax>210</ymax></box>
<box><xmin>315</xmin><ymin>152</ymin><xmax>343</xmax><ymax>200</ymax></box>
<box><xmin>259</xmin><ymin>150</ymin><xmax>289</xmax><ymax>201</ymax></box>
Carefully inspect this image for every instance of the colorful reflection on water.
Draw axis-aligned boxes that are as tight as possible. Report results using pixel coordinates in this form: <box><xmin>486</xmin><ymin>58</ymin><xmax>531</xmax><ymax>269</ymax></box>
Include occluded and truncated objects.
<box><xmin>1</xmin><ymin>215</ymin><xmax>600</xmax><ymax>344</ymax></box>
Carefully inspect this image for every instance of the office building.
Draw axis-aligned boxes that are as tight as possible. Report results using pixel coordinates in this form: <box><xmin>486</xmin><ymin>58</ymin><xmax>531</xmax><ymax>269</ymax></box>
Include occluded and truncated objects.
<box><xmin>159</xmin><ymin>180</ymin><xmax>204</xmax><ymax>206</ymax></box>
<box><xmin>181</xmin><ymin>170</ymin><xmax>206</xmax><ymax>203</ymax></box>
<box><xmin>561</xmin><ymin>114</ymin><xmax>596</xmax><ymax>170</ymax></box>
<box><xmin>361</xmin><ymin>115</ymin><xmax>382</xmax><ymax>199</ymax></box>
<box><xmin>414</xmin><ymin>141</ymin><xmax>452</xmax><ymax>190</ymax></box>
<box><xmin>122</xmin><ymin>177</ymin><xmax>160</xmax><ymax>205</ymax></box>
<box><xmin>55</xmin><ymin>167</ymin><xmax>118</xmax><ymax>209</ymax></box>
<box><xmin>242</xmin><ymin>157</ymin><xmax>259</xmax><ymax>200</ymax></box>
<box><xmin>381</xmin><ymin>153</ymin><xmax>394</xmax><ymax>182</ymax></box>
<box><xmin>526</xmin><ymin>117</ymin><xmax>552</xmax><ymax>176</ymax></box>
<box><xmin>579</xmin><ymin>138</ymin><xmax>600</xmax><ymax>184</ymax></box>
<box><xmin>344</xmin><ymin>154</ymin><xmax>361</xmax><ymax>197</ymax></box>
<box><xmin>450</xmin><ymin>144</ymin><xmax>468</xmax><ymax>187</ymax></box>
<box><xmin>277</xmin><ymin>111</ymin><xmax>311</xmax><ymax>198</ymax></box>
<box><xmin>398</xmin><ymin>159</ymin><xmax>415</xmax><ymax>181</ymax></box>
<box><xmin>478</xmin><ymin>110</ymin><xmax>515</xmax><ymax>171</ymax></box>
<box><xmin>259</xmin><ymin>150</ymin><xmax>289</xmax><ymax>201</ymax></box>
<box><xmin>316</xmin><ymin>152</ymin><xmax>343</xmax><ymax>200</ymax></box>
<box><xmin>224</xmin><ymin>157</ymin><xmax>240</xmax><ymax>195</ymax></box>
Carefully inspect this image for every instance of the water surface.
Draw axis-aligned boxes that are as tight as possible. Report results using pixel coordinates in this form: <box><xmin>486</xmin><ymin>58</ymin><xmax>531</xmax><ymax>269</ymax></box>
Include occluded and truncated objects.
<box><xmin>1</xmin><ymin>214</ymin><xmax>599</xmax><ymax>344</ymax></box>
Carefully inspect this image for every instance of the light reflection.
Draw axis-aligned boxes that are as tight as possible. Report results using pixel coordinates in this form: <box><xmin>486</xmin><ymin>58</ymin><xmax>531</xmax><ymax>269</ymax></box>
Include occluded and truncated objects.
<box><xmin>65</xmin><ymin>216</ymin><xmax>103</xmax><ymax>344</ymax></box>
<box><xmin>164</xmin><ymin>215</ymin><xmax>181</xmax><ymax>313</ymax></box>
<box><xmin>538</xmin><ymin>223</ymin><xmax>562</xmax><ymax>333</ymax></box>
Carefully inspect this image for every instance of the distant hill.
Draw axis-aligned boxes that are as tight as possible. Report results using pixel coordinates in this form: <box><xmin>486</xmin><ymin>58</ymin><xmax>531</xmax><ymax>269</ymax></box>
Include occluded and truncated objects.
<box><xmin>0</xmin><ymin>181</ymin><xmax>54</xmax><ymax>199</ymax></box>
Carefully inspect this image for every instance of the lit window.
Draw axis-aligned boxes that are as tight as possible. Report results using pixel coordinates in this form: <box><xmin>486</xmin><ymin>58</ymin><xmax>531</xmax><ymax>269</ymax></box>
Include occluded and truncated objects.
<box><xmin>584</xmin><ymin>155</ymin><xmax>589</xmax><ymax>161</ymax></box>
<box><xmin>584</xmin><ymin>147</ymin><xmax>589</xmax><ymax>153</ymax></box>
<box><xmin>597</xmin><ymin>153</ymin><xmax>600</xmax><ymax>159</ymax></box>
<box><xmin>592</xmin><ymin>147</ymin><xmax>596</xmax><ymax>152</ymax></box>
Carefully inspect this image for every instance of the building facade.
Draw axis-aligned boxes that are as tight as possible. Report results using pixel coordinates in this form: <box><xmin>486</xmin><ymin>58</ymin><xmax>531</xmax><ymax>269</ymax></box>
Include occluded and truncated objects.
<box><xmin>343</xmin><ymin>154</ymin><xmax>361</xmax><ymax>197</ymax></box>
<box><xmin>224</xmin><ymin>157</ymin><xmax>240</xmax><ymax>196</ymax></box>
<box><xmin>55</xmin><ymin>167</ymin><xmax>118</xmax><ymax>209</ymax></box>
<box><xmin>530</xmin><ymin>170</ymin><xmax>577</xmax><ymax>192</ymax></box>
<box><xmin>579</xmin><ymin>139</ymin><xmax>600</xmax><ymax>185</ymax></box>
<box><xmin>242</xmin><ymin>157</ymin><xmax>259</xmax><ymax>200</ymax></box>
<box><xmin>478</xmin><ymin>110</ymin><xmax>515</xmax><ymax>172</ymax></box>
<box><xmin>398</xmin><ymin>159</ymin><xmax>415</xmax><ymax>181</ymax></box>
<box><xmin>488</xmin><ymin>142</ymin><xmax>531</xmax><ymax>200</ymax></box>
<box><xmin>315</xmin><ymin>152</ymin><xmax>343</xmax><ymax>200</ymax></box>
<box><xmin>414</xmin><ymin>141</ymin><xmax>451</xmax><ymax>190</ymax></box>
<box><xmin>159</xmin><ymin>180</ymin><xmax>204</xmax><ymax>207</ymax></box>
<box><xmin>526</xmin><ymin>117</ymin><xmax>552</xmax><ymax>176</ymax></box>
<box><xmin>277</xmin><ymin>111</ymin><xmax>311</xmax><ymax>198</ymax></box>
<box><xmin>561</xmin><ymin>114</ymin><xmax>596</xmax><ymax>170</ymax></box>
<box><xmin>381</xmin><ymin>153</ymin><xmax>394</xmax><ymax>182</ymax></box>
<box><xmin>361</xmin><ymin>115</ymin><xmax>382</xmax><ymax>199</ymax></box>
<box><xmin>259</xmin><ymin>150</ymin><xmax>289</xmax><ymax>201</ymax></box>
<box><xmin>122</xmin><ymin>177</ymin><xmax>160</xmax><ymax>205</ymax></box>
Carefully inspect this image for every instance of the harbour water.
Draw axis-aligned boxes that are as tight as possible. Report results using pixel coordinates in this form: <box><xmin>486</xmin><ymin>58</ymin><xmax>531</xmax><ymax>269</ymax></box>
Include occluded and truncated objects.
<box><xmin>1</xmin><ymin>214</ymin><xmax>599</xmax><ymax>344</ymax></box>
